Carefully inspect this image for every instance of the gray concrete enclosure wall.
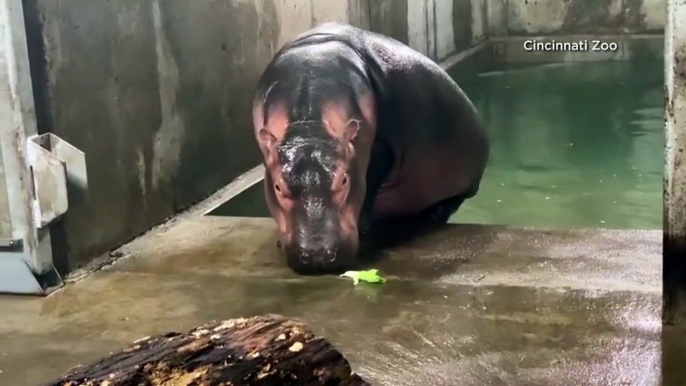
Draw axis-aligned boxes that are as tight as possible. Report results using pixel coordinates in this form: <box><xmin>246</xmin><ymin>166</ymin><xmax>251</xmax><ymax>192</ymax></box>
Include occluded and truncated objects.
<box><xmin>491</xmin><ymin>0</ymin><xmax>665</xmax><ymax>36</ymax></box>
<box><xmin>363</xmin><ymin>0</ymin><xmax>489</xmax><ymax>62</ymax></box>
<box><xmin>21</xmin><ymin>0</ymin><xmax>486</xmax><ymax>272</ymax></box>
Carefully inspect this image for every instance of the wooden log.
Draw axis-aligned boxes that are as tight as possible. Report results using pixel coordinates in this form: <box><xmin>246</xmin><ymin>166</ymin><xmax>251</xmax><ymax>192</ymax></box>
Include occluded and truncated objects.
<box><xmin>46</xmin><ymin>314</ymin><xmax>370</xmax><ymax>386</ymax></box>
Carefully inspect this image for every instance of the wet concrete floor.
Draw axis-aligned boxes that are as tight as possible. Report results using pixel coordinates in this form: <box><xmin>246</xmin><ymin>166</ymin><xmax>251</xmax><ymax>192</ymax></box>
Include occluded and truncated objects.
<box><xmin>0</xmin><ymin>216</ymin><xmax>682</xmax><ymax>385</ymax></box>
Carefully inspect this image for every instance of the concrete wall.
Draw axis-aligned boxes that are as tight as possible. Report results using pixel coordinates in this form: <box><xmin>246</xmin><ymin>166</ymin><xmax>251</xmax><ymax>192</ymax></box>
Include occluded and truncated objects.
<box><xmin>491</xmin><ymin>0</ymin><xmax>665</xmax><ymax>36</ymax></box>
<box><xmin>21</xmin><ymin>0</ymin><xmax>484</xmax><ymax>272</ymax></box>
<box><xmin>370</xmin><ymin>0</ymin><xmax>488</xmax><ymax>61</ymax></box>
<box><xmin>663</xmin><ymin>0</ymin><xmax>686</xmax><ymax>323</ymax></box>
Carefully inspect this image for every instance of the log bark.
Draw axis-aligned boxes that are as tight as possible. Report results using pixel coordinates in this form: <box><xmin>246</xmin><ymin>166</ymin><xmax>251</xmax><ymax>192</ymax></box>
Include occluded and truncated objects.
<box><xmin>46</xmin><ymin>314</ymin><xmax>370</xmax><ymax>386</ymax></box>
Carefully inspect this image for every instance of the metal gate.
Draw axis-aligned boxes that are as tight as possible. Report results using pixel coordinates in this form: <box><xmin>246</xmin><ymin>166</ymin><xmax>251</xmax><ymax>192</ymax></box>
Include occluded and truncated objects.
<box><xmin>0</xmin><ymin>0</ymin><xmax>87</xmax><ymax>295</ymax></box>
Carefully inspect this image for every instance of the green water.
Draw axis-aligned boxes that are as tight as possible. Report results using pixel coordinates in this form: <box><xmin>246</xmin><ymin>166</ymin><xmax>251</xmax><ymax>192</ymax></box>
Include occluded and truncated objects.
<box><xmin>453</xmin><ymin>60</ymin><xmax>664</xmax><ymax>230</ymax></box>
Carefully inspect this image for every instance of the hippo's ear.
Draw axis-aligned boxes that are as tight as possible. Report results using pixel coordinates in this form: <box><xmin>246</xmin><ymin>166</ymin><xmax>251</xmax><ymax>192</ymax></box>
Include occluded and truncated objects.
<box><xmin>257</xmin><ymin>128</ymin><xmax>278</xmax><ymax>152</ymax></box>
<box><xmin>341</xmin><ymin>119</ymin><xmax>360</xmax><ymax>145</ymax></box>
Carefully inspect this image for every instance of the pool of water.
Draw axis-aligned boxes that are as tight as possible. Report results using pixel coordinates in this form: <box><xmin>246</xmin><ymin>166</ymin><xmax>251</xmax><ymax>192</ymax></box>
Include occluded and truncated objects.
<box><xmin>456</xmin><ymin>60</ymin><xmax>663</xmax><ymax>230</ymax></box>
<box><xmin>211</xmin><ymin>60</ymin><xmax>664</xmax><ymax>230</ymax></box>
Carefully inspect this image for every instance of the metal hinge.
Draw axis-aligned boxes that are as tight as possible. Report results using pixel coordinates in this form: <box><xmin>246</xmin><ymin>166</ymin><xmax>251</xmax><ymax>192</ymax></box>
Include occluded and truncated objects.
<box><xmin>0</xmin><ymin>238</ymin><xmax>22</xmax><ymax>250</ymax></box>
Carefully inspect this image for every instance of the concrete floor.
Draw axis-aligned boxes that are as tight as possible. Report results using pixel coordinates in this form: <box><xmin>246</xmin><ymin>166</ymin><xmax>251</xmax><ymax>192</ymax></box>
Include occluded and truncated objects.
<box><xmin>0</xmin><ymin>215</ymin><xmax>682</xmax><ymax>385</ymax></box>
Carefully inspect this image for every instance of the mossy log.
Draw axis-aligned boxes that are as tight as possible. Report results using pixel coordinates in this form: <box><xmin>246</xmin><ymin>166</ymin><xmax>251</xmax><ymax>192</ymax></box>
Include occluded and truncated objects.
<box><xmin>46</xmin><ymin>314</ymin><xmax>370</xmax><ymax>386</ymax></box>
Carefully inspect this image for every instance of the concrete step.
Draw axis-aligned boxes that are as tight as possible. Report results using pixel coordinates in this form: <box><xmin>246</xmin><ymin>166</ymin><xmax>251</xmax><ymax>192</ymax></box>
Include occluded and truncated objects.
<box><xmin>111</xmin><ymin>216</ymin><xmax>660</xmax><ymax>293</ymax></box>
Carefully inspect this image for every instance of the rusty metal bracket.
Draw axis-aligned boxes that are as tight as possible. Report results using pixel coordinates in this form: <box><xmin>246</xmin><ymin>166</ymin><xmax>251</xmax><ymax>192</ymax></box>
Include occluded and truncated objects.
<box><xmin>27</xmin><ymin>136</ymin><xmax>68</xmax><ymax>228</ymax></box>
<box><xmin>26</xmin><ymin>133</ymin><xmax>88</xmax><ymax>229</ymax></box>
<box><xmin>30</xmin><ymin>133</ymin><xmax>89</xmax><ymax>202</ymax></box>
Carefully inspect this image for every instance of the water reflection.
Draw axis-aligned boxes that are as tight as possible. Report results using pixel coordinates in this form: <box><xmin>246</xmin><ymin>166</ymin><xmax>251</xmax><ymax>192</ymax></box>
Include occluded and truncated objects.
<box><xmin>455</xmin><ymin>61</ymin><xmax>663</xmax><ymax>230</ymax></box>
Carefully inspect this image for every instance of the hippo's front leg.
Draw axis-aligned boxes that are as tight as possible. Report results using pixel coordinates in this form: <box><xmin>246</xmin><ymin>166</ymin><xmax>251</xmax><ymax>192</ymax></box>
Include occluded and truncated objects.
<box><xmin>358</xmin><ymin>210</ymin><xmax>372</xmax><ymax>238</ymax></box>
<box><xmin>358</xmin><ymin>139</ymin><xmax>394</xmax><ymax>239</ymax></box>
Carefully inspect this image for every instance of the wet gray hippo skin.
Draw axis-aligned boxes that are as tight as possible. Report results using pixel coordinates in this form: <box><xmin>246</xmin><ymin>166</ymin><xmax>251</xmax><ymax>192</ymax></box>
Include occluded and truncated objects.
<box><xmin>252</xmin><ymin>22</ymin><xmax>489</xmax><ymax>275</ymax></box>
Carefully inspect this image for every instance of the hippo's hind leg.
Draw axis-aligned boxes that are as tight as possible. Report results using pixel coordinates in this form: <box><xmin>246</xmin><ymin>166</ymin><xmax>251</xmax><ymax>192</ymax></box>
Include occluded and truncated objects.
<box><xmin>420</xmin><ymin>195</ymin><xmax>468</xmax><ymax>224</ymax></box>
<box><xmin>360</xmin><ymin>193</ymin><xmax>469</xmax><ymax>255</ymax></box>
<box><xmin>418</xmin><ymin>183</ymin><xmax>480</xmax><ymax>225</ymax></box>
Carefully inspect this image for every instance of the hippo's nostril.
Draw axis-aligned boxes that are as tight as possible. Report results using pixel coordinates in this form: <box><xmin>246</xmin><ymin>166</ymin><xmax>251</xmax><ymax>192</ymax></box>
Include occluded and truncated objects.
<box><xmin>299</xmin><ymin>251</ymin><xmax>310</xmax><ymax>265</ymax></box>
<box><xmin>325</xmin><ymin>248</ymin><xmax>337</xmax><ymax>263</ymax></box>
<box><xmin>276</xmin><ymin>240</ymin><xmax>282</xmax><ymax>249</ymax></box>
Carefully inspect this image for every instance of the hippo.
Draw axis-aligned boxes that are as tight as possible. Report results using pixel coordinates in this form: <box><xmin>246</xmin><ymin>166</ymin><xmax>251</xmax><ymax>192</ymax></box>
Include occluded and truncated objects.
<box><xmin>252</xmin><ymin>22</ymin><xmax>489</xmax><ymax>274</ymax></box>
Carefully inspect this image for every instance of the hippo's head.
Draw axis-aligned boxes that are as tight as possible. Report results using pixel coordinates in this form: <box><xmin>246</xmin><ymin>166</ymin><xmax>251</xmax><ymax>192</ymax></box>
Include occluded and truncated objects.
<box><xmin>253</xmin><ymin>98</ymin><xmax>375</xmax><ymax>275</ymax></box>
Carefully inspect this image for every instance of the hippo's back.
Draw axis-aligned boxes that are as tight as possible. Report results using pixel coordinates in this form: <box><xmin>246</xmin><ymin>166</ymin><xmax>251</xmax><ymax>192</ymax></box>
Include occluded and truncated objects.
<box><xmin>274</xmin><ymin>23</ymin><xmax>490</xmax><ymax>218</ymax></box>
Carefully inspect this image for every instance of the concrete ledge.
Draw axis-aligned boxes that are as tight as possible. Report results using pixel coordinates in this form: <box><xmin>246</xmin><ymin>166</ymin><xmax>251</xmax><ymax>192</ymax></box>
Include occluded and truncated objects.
<box><xmin>439</xmin><ymin>41</ymin><xmax>490</xmax><ymax>71</ymax></box>
<box><xmin>110</xmin><ymin>216</ymin><xmax>661</xmax><ymax>294</ymax></box>
<box><xmin>442</xmin><ymin>40</ymin><xmax>495</xmax><ymax>82</ymax></box>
